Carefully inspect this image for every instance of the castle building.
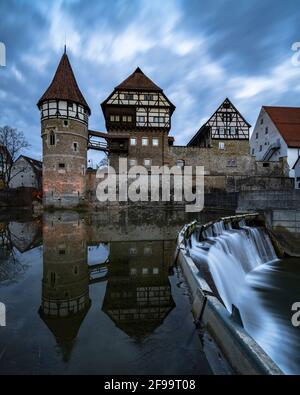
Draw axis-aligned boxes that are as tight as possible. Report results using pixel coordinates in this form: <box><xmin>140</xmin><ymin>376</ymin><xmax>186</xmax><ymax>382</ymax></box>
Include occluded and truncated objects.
<box><xmin>37</xmin><ymin>49</ymin><xmax>91</xmax><ymax>207</ymax></box>
<box><xmin>101</xmin><ymin>67</ymin><xmax>175</xmax><ymax>171</ymax></box>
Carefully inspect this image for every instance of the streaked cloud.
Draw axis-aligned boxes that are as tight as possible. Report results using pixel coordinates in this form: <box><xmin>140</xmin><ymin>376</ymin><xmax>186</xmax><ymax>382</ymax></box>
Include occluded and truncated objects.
<box><xmin>0</xmin><ymin>0</ymin><xmax>300</xmax><ymax>159</ymax></box>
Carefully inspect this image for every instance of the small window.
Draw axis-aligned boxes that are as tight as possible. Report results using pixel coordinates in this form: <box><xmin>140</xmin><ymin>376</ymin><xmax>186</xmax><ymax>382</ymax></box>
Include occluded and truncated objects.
<box><xmin>124</xmin><ymin>93</ymin><xmax>134</xmax><ymax>100</ymax></box>
<box><xmin>73</xmin><ymin>142</ymin><xmax>78</xmax><ymax>152</ymax></box>
<box><xmin>122</xmin><ymin>115</ymin><xmax>132</xmax><ymax>122</ymax></box>
<box><xmin>219</xmin><ymin>142</ymin><xmax>225</xmax><ymax>150</ymax></box>
<box><xmin>153</xmin><ymin>268</ymin><xmax>159</xmax><ymax>274</ymax></box>
<box><xmin>142</xmin><ymin>138</ymin><xmax>148</xmax><ymax>146</ymax></box>
<box><xmin>221</xmin><ymin>113</ymin><xmax>232</xmax><ymax>122</ymax></box>
<box><xmin>110</xmin><ymin>115</ymin><xmax>120</xmax><ymax>122</ymax></box>
<box><xmin>58</xmin><ymin>163</ymin><xmax>65</xmax><ymax>168</ymax></box>
<box><xmin>144</xmin><ymin>159</ymin><xmax>151</xmax><ymax>166</ymax></box>
<box><xmin>152</xmin><ymin>138</ymin><xmax>159</xmax><ymax>146</ymax></box>
<box><xmin>220</xmin><ymin>128</ymin><xmax>224</xmax><ymax>134</ymax></box>
<box><xmin>144</xmin><ymin>247</ymin><xmax>152</xmax><ymax>255</ymax></box>
<box><xmin>142</xmin><ymin>268</ymin><xmax>148</xmax><ymax>275</ymax></box>
<box><xmin>130</xmin><ymin>138</ymin><xmax>136</xmax><ymax>146</ymax></box>
<box><xmin>265</xmin><ymin>127</ymin><xmax>268</xmax><ymax>134</ymax></box>
<box><xmin>59</xmin><ymin>249</ymin><xmax>65</xmax><ymax>255</ymax></box>
<box><xmin>50</xmin><ymin>272</ymin><xmax>56</xmax><ymax>287</ymax></box>
<box><xmin>129</xmin><ymin>159</ymin><xmax>137</xmax><ymax>166</ymax></box>
<box><xmin>230</xmin><ymin>127</ymin><xmax>237</xmax><ymax>135</ymax></box>
<box><xmin>252</xmin><ymin>148</ymin><xmax>255</xmax><ymax>155</ymax></box>
<box><xmin>263</xmin><ymin>162</ymin><xmax>270</xmax><ymax>167</ymax></box>
<box><xmin>227</xmin><ymin>159</ymin><xmax>237</xmax><ymax>167</ymax></box>
<box><xmin>256</xmin><ymin>132</ymin><xmax>258</xmax><ymax>139</ymax></box>
<box><xmin>144</xmin><ymin>94</ymin><xmax>153</xmax><ymax>101</ymax></box>
<box><xmin>137</xmin><ymin>116</ymin><xmax>146</xmax><ymax>123</ymax></box>
<box><xmin>176</xmin><ymin>159</ymin><xmax>185</xmax><ymax>167</ymax></box>
<box><xmin>68</xmin><ymin>103</ymin><xmax>73</xmax><ymax>109</ymax></box>
<box><xmin>260</xmin><ymin>118</ymin><xmax>264</xmax><ymax>124</ymax></box>
<box><xmin>49</xmin><ymin>131</ymin><xmax>55</xmax><ymax>146</ymax></box>
<box><xmin>259</xmin><ymin>145</ymin><xmax>262</xmax><ymax>152</ymax></box>
<box><xmin>129</xmin><ymin>247</ymin><xmax>137</xmax><ymax>255</ymax></box>
<box><xmin>63</xmin><ymin>120</ymin><xmax>69</xmax><ymax>127</ymax></box>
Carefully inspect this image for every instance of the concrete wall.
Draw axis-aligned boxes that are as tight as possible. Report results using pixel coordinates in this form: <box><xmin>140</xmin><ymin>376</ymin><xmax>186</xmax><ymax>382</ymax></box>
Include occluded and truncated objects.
<box><xmin>238</xmin><ymin>190</ymin><xmax>300</xmax><ymax>211</ymax></box>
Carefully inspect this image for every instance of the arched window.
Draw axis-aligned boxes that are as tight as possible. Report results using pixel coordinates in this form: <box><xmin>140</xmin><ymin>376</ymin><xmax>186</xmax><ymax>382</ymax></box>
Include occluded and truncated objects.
<box><xmin>49</xmin><ymin>131</ymin><xmax>55</xmax><ymax>146</ymax></box>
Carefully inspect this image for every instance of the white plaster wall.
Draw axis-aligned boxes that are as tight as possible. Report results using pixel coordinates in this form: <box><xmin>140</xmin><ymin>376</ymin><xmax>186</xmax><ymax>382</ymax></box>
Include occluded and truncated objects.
<box><xmin>250</xmin><ymin>108</ymin><xmax>287</xmax><ymax>162</ymax></box>
<box><xmin>9</xmin><ymin>158</ymin><xmax>38</xmax><ymax>188</ymax></box>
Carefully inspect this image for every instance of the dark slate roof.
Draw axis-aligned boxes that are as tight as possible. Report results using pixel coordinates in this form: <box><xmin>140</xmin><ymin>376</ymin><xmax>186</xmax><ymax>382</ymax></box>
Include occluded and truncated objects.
<box><xmin>115</xmin><ymin>67</ymin><xmax>162</xmax><ymax>91</ymax></box>
<box><xmin>37</xmin><ymin>52</ymin><xmax>91</xmax><ymax>114</ymax></box>
<box><xmin>263</xmin><ymin>106</ymin><xmax>300</xmax><ymax>148</ymax></box>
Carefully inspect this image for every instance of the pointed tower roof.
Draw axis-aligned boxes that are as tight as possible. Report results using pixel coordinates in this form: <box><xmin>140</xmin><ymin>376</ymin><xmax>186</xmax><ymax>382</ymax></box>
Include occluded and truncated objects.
<box><xmin>37</xmin><ymin>52</ymin><xmax>91</xmax><ymax>115</ymax></box>
<box><xmin>115</xmin><ymin>67</ymin><xmax>162</xmax><ymax>91</ymax></box>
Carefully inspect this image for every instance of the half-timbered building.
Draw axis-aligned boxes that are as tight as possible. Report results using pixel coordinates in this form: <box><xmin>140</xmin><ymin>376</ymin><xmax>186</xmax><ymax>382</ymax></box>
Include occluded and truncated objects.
<box><xmin>187</xmin><ymin>98</ymin><xmax>250</xmax><ymax>150</ymax></box>
<box><xmin>101</xmin><ymin>67</ymin><xmax>175</xmax><ymax>171</ymax></box>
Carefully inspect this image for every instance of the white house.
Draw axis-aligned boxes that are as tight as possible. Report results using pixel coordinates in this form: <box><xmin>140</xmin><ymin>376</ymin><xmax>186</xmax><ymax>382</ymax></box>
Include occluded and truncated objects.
<box><xmin>9</xmin><ymin>155</ymin><xmax>42</xmax><ymax>190</ymax></box>
<box><xmin>250</xmin><ymin>106</ymin><xmax>300</xmax><ymax>182</ymax></box>
<box><xmin>293</xmin><ymin>156</ymin><xmax>300</xmax><ymax>189</ymax></box>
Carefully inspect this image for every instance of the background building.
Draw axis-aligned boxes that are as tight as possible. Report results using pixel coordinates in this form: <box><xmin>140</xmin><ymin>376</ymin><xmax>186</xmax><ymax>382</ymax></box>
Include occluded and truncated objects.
<box><xmin>250</xmin><ymin>106</ymin><xmax>300</xmax><ymax>181</ymax></box>
<box><xmin>9</xmin><ymin>155</ymin><xmax>42</xmax><ymax>190</ymax></box>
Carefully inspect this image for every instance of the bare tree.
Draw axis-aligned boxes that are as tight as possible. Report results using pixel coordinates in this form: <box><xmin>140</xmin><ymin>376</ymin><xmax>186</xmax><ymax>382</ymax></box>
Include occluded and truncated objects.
<box><xmin>0</xmin><ymin>126</ymin><xmax>30</xmax><ymax>187</ymax></box>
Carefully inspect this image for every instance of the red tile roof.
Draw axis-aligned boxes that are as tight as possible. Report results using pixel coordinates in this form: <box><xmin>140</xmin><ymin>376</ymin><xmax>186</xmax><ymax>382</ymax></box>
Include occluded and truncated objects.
<box><xmin>115</xmin><ymin>67</ymin><xmax>162</xmax><ymax>91</ymax></box>
<box><xmin>37</xmin><ymin>52</ymin><xmax>90</xmax><ymax>114</ymax></box>
<box><xmin>263</xmin><ymin>106</ymin><xmax>300</xmax><ymax>148</ymax></box>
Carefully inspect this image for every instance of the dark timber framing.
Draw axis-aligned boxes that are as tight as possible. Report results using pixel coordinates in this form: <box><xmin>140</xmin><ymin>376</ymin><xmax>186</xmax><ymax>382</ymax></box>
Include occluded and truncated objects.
<box><xmin>187</xmin><ymin>98</ymin><xmax>251</xmax><ymax>147</ymax></box>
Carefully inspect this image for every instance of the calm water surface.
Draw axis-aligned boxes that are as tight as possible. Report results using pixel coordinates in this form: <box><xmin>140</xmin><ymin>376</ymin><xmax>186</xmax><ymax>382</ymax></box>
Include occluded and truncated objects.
<box><xmin>0</xmin><ymin>208</ymin><xmax>226</xmax><ymax>375</ymax></box>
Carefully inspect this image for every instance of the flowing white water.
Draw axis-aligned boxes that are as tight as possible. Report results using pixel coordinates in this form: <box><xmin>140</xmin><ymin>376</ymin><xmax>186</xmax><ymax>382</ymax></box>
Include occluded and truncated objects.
<box><xmin>189</xmin><ymin>221</ymin><xmax>277</xmax><ymax>313</ymax></box>
<box><xmin>188</xmin><ymin>221</ymin><xmax>300</xmax><ymax>374</ymax></box>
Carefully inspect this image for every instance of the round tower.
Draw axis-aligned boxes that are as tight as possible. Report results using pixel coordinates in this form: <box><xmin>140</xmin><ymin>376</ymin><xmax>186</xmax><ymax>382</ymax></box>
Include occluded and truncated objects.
<box><xmin>37</xmin><ymin>50</ymin><xmax>91</xmax><ymax>207</ymax></box>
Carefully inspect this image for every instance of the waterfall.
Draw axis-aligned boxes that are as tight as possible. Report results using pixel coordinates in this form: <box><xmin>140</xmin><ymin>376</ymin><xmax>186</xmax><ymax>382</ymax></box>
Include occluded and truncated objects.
<box><xmin>188</xmin><ymin>220</ymin><xmax>278</xmax><ymax>313</ymax></box>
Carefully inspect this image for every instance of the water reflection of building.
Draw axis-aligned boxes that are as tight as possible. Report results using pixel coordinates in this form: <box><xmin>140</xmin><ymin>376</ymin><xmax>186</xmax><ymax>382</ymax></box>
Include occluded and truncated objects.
<box><xmin>102</xmin><ymin>240</ymin><xmax>175</xmax><ymax>338</ymax></box>
<box><xmin>39</xmin><ymin>214</ymin><xmax>91</xmax><ymax>361</ymax></box>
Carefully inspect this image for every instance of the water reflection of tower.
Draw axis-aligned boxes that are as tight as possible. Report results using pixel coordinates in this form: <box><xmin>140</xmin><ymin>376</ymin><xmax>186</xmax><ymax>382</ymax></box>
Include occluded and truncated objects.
<box><xmin>102</xmin><ymin>239</ymin><xmax>175</xmax><ymax>338</ymax></box>
<box><xmin>39</xmin><ymin>213</ymin><xmax>91</xmax><ymax>361</ymax></box>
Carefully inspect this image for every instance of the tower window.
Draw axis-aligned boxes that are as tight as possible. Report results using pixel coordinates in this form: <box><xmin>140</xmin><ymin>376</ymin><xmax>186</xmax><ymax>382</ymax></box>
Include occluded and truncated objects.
<box><xmin>256</xmin><ymin>132</ymin><xmax>258</xmax><ymax>139</ymax></box>
<box><xmin>58</xmin><ymin>163</ymin><xmax>65</xmax><ymax>168</ymax></box>
<box><xmin>50</xmin><ymin>272</ymin><xmax>56</xmax><ymax>287</ymax></box>
<box><xmin>142</xmin><ymin>138</ymin><xmax>148</xmax><ymax>146</ymax></box>
<box><xmin>64</xmin><ymin>120</ymin><xmax>69</xmax><ymax>127</ymax></box>
<box><xmin>152</xmin><ymin>138</ymin><xmax>159</xmax><ymax>146</ymax></box>
<box><xmin>130</xmin><ymin>138</ymin><xmax>136</xmax><ymax>146</ymax></box>
<box><xmin>265</xmin><ymin>127</ymin><xmax>268</xmax><ymax>134</ymax></box>
<box><xmin>219</xmin><ymin>142</ymin><xmax>225</xmax><ymax>150</ymax></box>
<box><xmin>73</xmin><ymin>142</ymin><xmax>78</xmax><ymax>152</ymax></box>
<box><xmin>49</xmin><ymin>131</ymin><xmax>55</xmax><ymax>146</ymax></box>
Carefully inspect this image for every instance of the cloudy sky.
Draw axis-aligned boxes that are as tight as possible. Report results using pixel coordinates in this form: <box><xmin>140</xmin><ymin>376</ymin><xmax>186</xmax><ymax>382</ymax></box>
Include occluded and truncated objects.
<box><xmin>1</xmin><ymin>0</ymin><xmax>300</xmax><ymax>164</ymax></box>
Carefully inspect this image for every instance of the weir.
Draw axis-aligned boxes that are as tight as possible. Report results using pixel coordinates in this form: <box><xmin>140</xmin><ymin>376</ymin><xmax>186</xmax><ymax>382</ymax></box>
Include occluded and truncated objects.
<box><xmin>188</xmin><ymin>216</ymin><xmax>277</xmax><ymax>312</ymax></box>
<box><xmin>177</xmin><ymin>214</ymin><xmax>283</xmax><ymax>375</ymax></box>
